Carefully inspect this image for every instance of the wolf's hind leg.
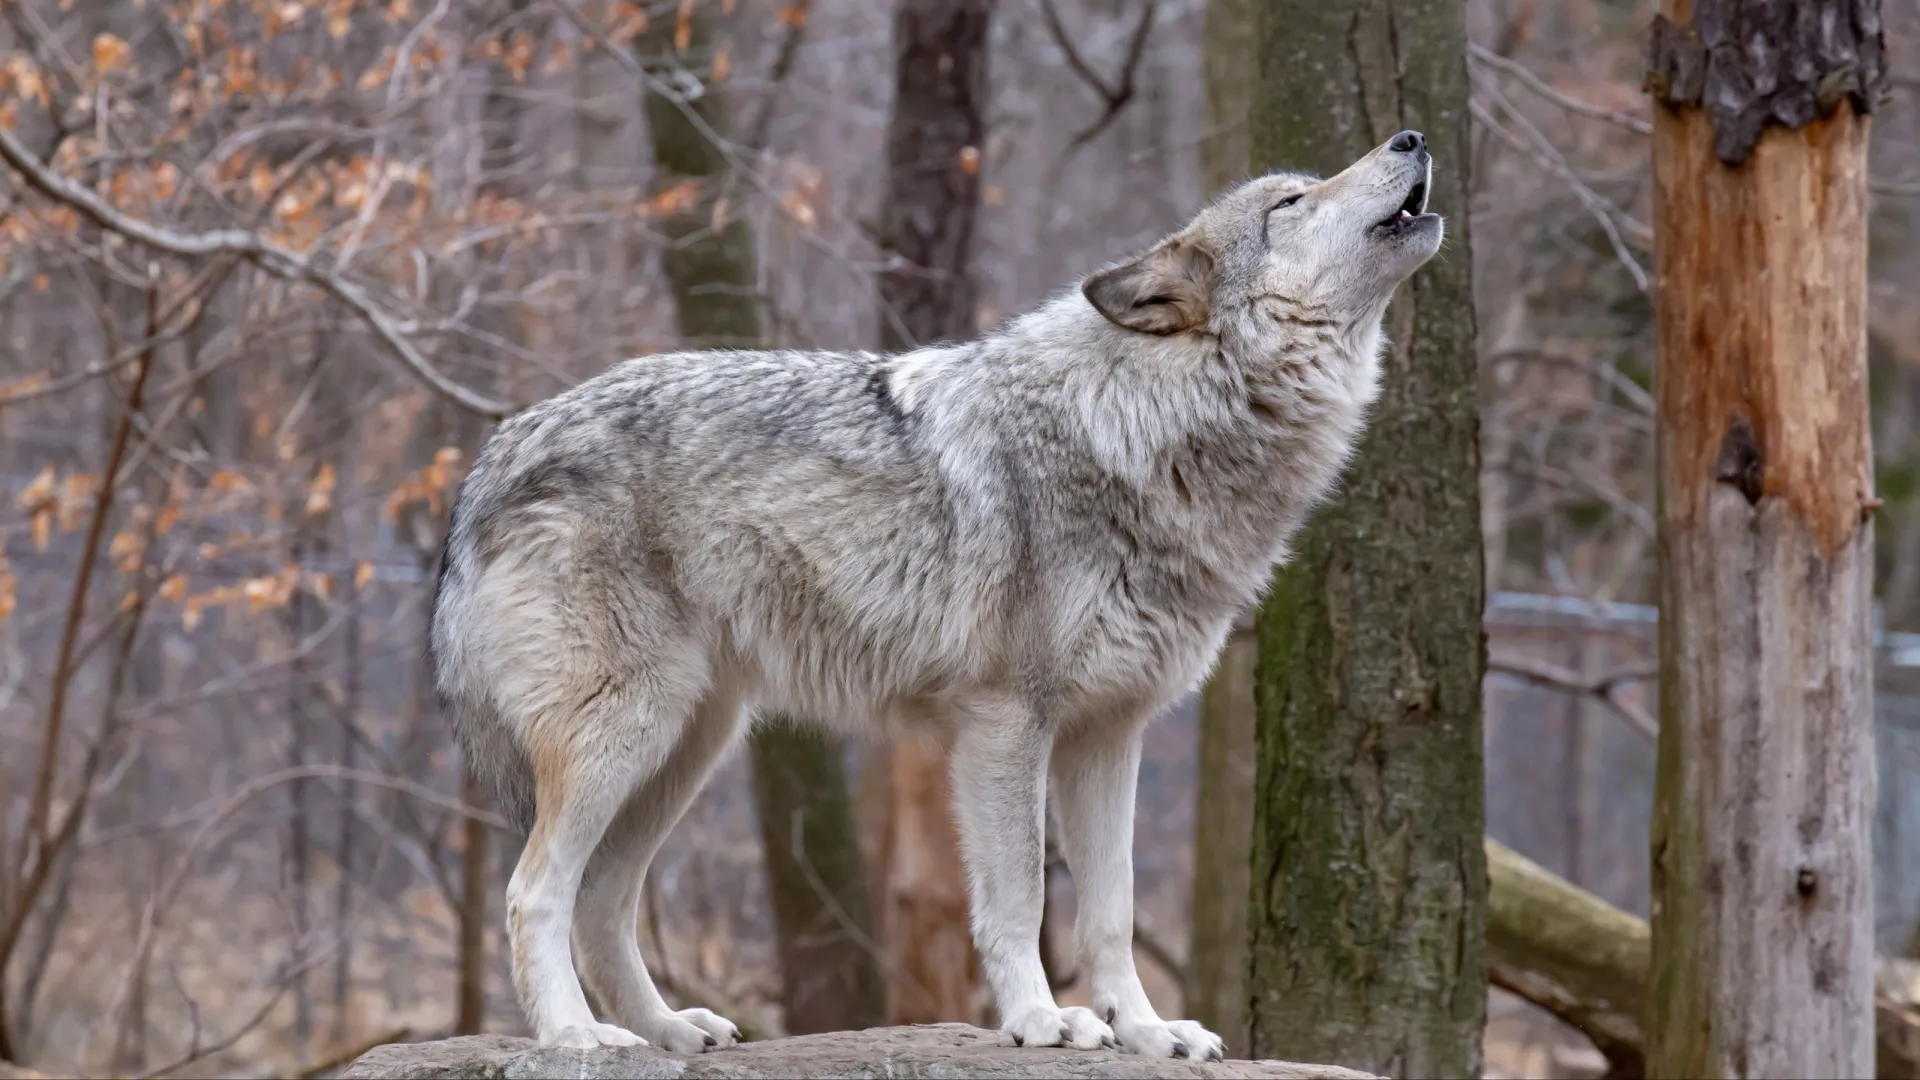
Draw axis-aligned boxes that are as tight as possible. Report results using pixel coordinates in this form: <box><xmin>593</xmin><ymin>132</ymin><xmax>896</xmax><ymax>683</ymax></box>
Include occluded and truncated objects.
<box><xmin>573</xmin><ymin>690</ymin><xmax>748</xmax><ymax>1053</ymax></box>
<box><xmin>949</xmin><ymin>702</ymin><xmax>1112</xmax><ymax>1052</ymax></box>
<box><xmin>1051</xmin><ymin>719</ymin><xmax>1224</xmax><ymax>1061</ymax></box>
<box><xmin>505</xmin><ymin>680</ymin><xmax>691</xmax><ymax>1050</ymax></box>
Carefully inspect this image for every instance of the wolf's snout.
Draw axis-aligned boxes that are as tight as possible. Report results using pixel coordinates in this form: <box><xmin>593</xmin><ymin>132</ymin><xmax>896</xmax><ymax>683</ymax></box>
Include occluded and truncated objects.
<box><xmin>1388</xmin><ymin>130</ymin><xmax>1426</xmax><ymax>157</ymax></box>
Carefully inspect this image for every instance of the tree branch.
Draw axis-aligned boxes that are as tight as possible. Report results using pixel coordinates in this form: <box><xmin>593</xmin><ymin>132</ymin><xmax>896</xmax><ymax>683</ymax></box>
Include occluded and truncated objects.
<box><xmin>0</xmin><ymin>119</ymin><xmax>514</xmax><ymax>419</ymax></box>
<box><xmin>1487</xmin><ymin>654</ymin><xmax>1658</xmax><ymax>740</ymax></box>
<box><xmin>1040</xmin><ymin>0</ymin><xmax>1157</xmax><ymax>149</ymax></box>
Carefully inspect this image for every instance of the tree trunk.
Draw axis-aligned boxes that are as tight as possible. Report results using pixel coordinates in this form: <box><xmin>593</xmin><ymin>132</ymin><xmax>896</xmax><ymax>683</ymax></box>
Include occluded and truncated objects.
<box><xmin>638</xmin><ymin>7</ymin><xmax>883</xmax><ymax>1035</ymax></box>
<box><xmin>1244</xmin><ymin>2</ymin><xmax>1486</xmax><ymax>1076</ymax></box>
<box><xmin>865</xmin><ymin>0</ymin><xmax>993</xmax><ymax>1027</ymax></box>
<box><xmin>455</xmin><ymin>768</ymin><xmax>489</xmax><ymax>1035</ymax></box>
<box><xmin>1199</xmin><ymin>0</ymin><xmax>1251</xmax><ymax>195</ymax></box>
<box><xmin>751</xmin><ymin>724</ymin><xmax>886</xmax><ymax>1035</ymax></box>
<box><xmin>1644</xmin><ymin>4</ymin><xmax>1885</xmax><ymax>1077</ymax></box>
<box><xmin>1188</xmin><ymin>0</ymin><xmax>1256</xmax><ymax>1049</ymax></box>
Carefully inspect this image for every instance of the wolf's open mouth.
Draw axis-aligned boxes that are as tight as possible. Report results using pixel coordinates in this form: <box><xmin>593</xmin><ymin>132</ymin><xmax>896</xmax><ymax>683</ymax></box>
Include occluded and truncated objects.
<box><xmin>1399</xmin><ymin>179</ymin><xmax>1428</xmax><ymax>217</ymax></box>
<box><xmin>1374</xmin><ymin>178</ymin><xmax>1431</xmax><ymax>230</ymax></box>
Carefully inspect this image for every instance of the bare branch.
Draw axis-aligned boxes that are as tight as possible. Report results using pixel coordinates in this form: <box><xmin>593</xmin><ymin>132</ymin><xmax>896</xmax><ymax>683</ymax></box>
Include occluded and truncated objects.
<box><xmin>1468</xmin><ymin>43</ymin><xmax>1653</xmax><ymax>134</ymax></box>
<box><xmin>1487</xmin><ymin>654</ymin><xmax>1659</xmax><ymax>740</ymax></box>
<box><xmin>1040</xmin><ymin>0</ymin><xmax>1158</xmax><ymax>150</ymax></box>
<box><xmin>0</xmin><ymin>119</ymin><xmax>515</xmax><ymax>419</ymax></box>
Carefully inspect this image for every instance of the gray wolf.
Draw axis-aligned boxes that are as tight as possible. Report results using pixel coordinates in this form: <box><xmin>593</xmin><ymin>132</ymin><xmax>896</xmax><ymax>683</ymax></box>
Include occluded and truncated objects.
<box><xmin>431</xmin><ymin>130</ymin><xmax>1443</xmax><ymax>1059</ymax></box>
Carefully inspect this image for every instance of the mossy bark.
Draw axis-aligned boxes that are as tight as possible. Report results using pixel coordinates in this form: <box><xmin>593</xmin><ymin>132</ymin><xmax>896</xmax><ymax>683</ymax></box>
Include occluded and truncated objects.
<box><xmin>638</xmin><ymin>9</ymin><xmax>883</xmax><ymax>1036</ymax></box>
<box><xmin>1244</xmin><ymin>2</ymin><xmax>1486</xmax><ymax>1076</ymax></box>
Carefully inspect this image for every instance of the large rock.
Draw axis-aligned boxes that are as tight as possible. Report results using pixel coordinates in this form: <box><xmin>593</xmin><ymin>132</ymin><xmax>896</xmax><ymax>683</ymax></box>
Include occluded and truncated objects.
<box><xmin>340</xmin><ymin>1025</ymin><xmax>1378</xmax><ymax>1079</ymax></box>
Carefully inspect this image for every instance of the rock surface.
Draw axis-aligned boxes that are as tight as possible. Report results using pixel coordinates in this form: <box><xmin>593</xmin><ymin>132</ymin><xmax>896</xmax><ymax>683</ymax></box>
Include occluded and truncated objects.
<box><xmin>340</xmin><ymin>1025</ymin><xmax>1379</xmax><ymax>1079</ymax></box>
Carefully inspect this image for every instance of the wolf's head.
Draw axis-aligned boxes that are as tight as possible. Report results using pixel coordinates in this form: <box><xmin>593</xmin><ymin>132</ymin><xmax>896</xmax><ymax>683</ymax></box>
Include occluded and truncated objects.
<box><xmin>1082</xmin><ymin>131</ymin><xmax>1443</xmax><ymax>336</ymax></box>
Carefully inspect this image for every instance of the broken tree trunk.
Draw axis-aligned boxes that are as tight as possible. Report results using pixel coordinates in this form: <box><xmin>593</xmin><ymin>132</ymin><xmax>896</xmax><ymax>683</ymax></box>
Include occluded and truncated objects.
<box><xmin>1645</xmin><ymin>2</ymin><xmax>1886</xmax><ymax>1076</ymax></box>
<box><xmin>1484</xmin><ymin>838</ymin><xmax>1920</xmax><ymax>1080</ymax></box>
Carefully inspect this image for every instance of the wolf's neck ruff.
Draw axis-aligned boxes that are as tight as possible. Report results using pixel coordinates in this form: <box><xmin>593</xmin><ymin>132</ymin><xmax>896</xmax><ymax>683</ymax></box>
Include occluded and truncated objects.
<box><xmin>430</xmin><ymin>132</ymin><xmax>1442</xmax><ymax>1058</ymax></box>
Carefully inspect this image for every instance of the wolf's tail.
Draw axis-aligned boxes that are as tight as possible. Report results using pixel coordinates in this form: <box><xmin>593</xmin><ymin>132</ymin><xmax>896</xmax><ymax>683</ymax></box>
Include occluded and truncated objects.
<box><xmin>450</xmin><ymin>693</ymin><xmax>537</xmax><ymax>835</ymax></box>
<box><xmin>432</xmin><ymin>492</ymin><xmax>537</xmax><ymax>837</ymax></box>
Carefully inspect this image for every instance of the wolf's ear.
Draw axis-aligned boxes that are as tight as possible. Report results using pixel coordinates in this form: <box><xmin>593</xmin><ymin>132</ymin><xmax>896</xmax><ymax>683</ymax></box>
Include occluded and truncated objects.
<box><xmin>1082</xmin><ymin>240</ymin><xmax>1216</xmax><ymax>335</ymax></box>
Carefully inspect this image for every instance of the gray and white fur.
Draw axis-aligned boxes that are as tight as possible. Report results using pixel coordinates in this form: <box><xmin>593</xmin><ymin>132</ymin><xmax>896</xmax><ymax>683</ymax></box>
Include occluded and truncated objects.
<box><xmin>432</xmin><ymin>132</ymin><xmax>1444</xmax><ymax>1058</ymax></box>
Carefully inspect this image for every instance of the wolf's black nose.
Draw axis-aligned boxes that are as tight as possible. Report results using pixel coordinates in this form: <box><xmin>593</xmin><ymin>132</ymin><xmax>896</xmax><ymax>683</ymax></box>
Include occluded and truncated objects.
<box><xmin>1389</xmin><ymin>130</ymin><xmax>1425</xmax><ymax>154</ymax></box>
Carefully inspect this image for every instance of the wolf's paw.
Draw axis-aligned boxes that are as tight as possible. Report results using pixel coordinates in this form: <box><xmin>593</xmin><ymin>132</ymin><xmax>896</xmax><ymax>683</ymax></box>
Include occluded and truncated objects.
<box><xmin>544</xmin><ymin>1021</ymin><xmax>649</xmax><ymax>1050</ymax></box>
<box><xmin>1111</xmin><ymin>1013</ymin><xmax>1223</xmax><ymax>1060</ymax></box>
<box><xmin>1003</xmin><ymin>1004</ymin><xmax>1115</xmax><ymax>1051</ymax></box>
<box><xmin>1167</xmin><ymin>1019</ymin><xmax>1226</xmax><ymax>1061</ymax></box>
<box><xmin>641</xmin><ymin>1007</ymin><xmax>740</xmax><ymax>1053</ymax></box>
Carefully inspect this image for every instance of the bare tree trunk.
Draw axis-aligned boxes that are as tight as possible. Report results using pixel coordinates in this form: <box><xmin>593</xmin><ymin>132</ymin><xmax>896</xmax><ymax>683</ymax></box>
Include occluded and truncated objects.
<box><xmin>455</xmin><ymin>768</ymin><xmax>489</xmax><ymax>1035</ymax></box>
<box><xmin>865</xmin><ymin>0</ymin><xmax>993</xmax><ymax>1027</ymax></box>
<box><xmin>1244</xmin><ymin>1</ymin><xmax>1486</xmax><ymax>1075</ymax></box>
<box><xmin>1644</xmin><ymin>4</ymin><xmax>1886</xmax><ymax>1076</ymax></box>
<box><xmin>639</xmin><ymin>5</ymin><xmax>882</xmax><ymax>1035</ymax></box>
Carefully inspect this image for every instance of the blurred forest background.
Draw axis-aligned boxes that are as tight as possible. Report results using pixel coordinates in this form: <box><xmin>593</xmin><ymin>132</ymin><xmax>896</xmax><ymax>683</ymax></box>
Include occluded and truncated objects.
<box><xmin>0</xmin><ymin>0</ymin><xmax>1918</xmax><ymax>1077</ymax></box>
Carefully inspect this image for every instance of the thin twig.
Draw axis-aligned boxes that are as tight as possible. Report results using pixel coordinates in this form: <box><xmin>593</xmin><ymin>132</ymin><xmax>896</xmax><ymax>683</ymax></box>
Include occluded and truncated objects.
<box><xmin>745</xmin><ymin>0</ymin><xmax>814</xmax><ymax>152</ymax></box>
<box><xmin>14</xmin><ymin>272</ymin><xmax>159</xmax><ymax>884</ymax></box>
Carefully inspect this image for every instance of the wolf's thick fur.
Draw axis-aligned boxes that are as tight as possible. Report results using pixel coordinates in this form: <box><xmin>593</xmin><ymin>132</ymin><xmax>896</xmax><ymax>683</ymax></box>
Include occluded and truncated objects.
<box><xmin>432</xmin><ymin>133</ymin><xmax>1443</xmax><ymax>1058</ymax></box>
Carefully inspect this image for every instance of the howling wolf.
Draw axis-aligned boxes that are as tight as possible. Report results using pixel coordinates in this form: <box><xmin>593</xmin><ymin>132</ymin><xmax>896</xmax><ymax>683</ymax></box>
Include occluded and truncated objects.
<box><xmin>432</xmin><ymin>130</ymin><xmax>1443</xmax><ymax>1059</ymax></box>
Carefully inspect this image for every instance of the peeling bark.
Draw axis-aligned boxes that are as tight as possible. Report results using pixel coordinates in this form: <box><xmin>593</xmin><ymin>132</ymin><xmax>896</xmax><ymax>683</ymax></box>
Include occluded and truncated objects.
<box><xmin>1644</xmin><ymin>0</ymin><xmax>1887</xmax><ymax>165</ymax></box>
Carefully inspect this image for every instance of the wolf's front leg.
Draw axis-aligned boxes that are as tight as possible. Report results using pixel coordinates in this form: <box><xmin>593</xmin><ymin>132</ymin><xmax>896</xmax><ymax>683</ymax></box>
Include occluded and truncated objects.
<box><xmin>949</xmin><ymin>703</ymin><xmax>1115</xmax><ymax>1052</ymax></box>
<box><xmin>1051</xmin><ymin>720</ymin><xmax>1225</xmax><ymax>1061</ymax></box>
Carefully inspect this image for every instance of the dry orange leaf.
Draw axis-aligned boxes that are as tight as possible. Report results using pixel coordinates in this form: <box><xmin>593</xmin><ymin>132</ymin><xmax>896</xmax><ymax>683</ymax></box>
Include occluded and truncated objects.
<box><xmin>674</xmin><ymin>0</ymin><xmax>693</xmax><ymax>52</ymax></box>
<box><xmin>306</xmin><ymin>462</ymin><xmax>337</xmax><ymax>516</ymax></box>
<box><xmin>92</xmin><ymin>33</ymin><xmax>131</xmax><ymax>75</ymax></box>
<box><xmin>18</xmin><ymin>465</ymin><xmax>54</xmax><ymax>511</ymax></box>
<box><xmin>327</xmin><ymin>0</ymin><xmax>354</xmax><ymax>39</ymax></box>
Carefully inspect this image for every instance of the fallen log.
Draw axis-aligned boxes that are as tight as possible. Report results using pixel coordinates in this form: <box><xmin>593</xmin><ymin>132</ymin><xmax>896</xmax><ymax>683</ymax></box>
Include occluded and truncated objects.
<box><xmin>1486</xmin><ymin>838</ymin><xmax>1920</xmax><ymax>1079</ymax></box>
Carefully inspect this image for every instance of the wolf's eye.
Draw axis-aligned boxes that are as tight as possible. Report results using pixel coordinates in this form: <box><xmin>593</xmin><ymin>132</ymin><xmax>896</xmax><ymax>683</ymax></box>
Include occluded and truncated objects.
<box><xmin>1274</xmin><ymin>194</ymin><xmax>1303</xmax><ymax>209</ymax></box>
